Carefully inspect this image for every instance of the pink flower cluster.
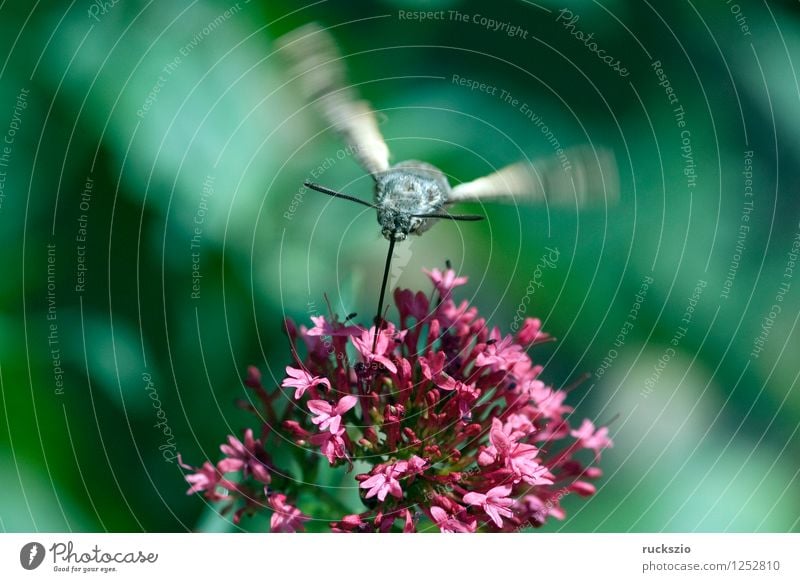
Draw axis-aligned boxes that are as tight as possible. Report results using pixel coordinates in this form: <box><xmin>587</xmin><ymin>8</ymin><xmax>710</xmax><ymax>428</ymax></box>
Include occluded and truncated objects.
<box><xmin>181</xmin><ymin>267</ymin><xmax>612</xmax><ymax>532</ymax></box>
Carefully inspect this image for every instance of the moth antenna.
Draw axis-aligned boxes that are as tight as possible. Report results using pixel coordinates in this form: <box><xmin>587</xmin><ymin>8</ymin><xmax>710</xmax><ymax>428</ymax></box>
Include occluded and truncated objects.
<box><xmin>411</xmin><ymin>212</ymin><xmax>484</xmax><ymax>221</ymax></box>
<box><xmin>372</xmin><ymin>235</ymin><xmax>396</xmax><ymax>352</ymax></box>
<box><xmin>304</xmin><ymin>181</ymin><xmax>378</xmax><ymax>209</ymax></box>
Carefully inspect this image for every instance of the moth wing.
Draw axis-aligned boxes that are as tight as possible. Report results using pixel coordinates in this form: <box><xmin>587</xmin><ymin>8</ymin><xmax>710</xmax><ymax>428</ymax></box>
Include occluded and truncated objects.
<box><xmin>448</xmin><ymin>146</ymin><xmax>618</xmax><ymax>207</ymax></box>
<box><xmin>276</xmin><ymin>24</ymin><xmax>391</xmax><ymax>177</ymax></box>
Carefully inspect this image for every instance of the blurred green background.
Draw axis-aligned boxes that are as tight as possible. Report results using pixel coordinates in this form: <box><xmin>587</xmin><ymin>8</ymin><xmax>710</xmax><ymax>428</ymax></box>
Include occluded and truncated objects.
<box><xmin>1</xmin><ymin>0</ymin><xmax>798</xmax><ymax>532</ymax></box>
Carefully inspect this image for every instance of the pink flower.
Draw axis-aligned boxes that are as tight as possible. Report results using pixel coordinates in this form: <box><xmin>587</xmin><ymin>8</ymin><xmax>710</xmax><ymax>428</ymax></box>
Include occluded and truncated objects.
<box><xmin>532</xmin><ymin>388</ymin><xmax>572</xmax><ymax>420</ymax></box>
<box><xmin>183</xmin><ymin>462</ymin><xmax>221</xmax><ymax>495</ymax></box>
<box><xmin>424</xmin><ymin>267</ymin><xmax>468</xmax><ymax>298</ymax></box>
<box><xmin>269</xmin><ymin>493</ymin><xmax>307</xmax><ymax>533</ymax></box>
<box><xmin>402</xmin><ymin>509</ymin><xmax>416</xmax><ymax>533</ymax></box>
<box><xmin>396</xmin><ymin>456</ymin><xmax>427</xmax><ymax>475</ymax></box>
<box><xmin>453</xmin><ymin>381</ymin><xmax>479</xmax><ymax>419</ymax></box>
<box><xmin>517</xmin><ymin>317</ymin><xmax>550</xmax><ymax>345</ymax></box>
<box><xmin>331</xmin><ymin>514</ymin><xmax>368</xmax><ymax>533</ymax></box>
<box><xmin>359</xmin><ymin>457</ymin><xmax>426</xmax><ymax>501</ymax></box>
<box><xmin>351</xmin><ymin>326</ymin><xmax>397</xmax><ymax>373</ymax></box>
<box><xmin>217</xmin><ymin>429</ymin><xmax>271</xmax><ymax>484</ymax></box>
<box><xmin>513</xmin><ymin>364</ymin><xmax>546</xmax><ymax>399</ymax></box>
<box><xmin>571</xmin><ymin>419</ymin><xmax>613</xmax><ymax>458</ymax></box>
<box><xmin>475</xmin><ymin>329</ymin><xmax>527</xmax><ymax>371</ymax></box>
<box><xmin>305</xmin><ymin>315</ymin><xmax>361</xmax><ymax>337</ymax></box>
<box><xmin>437</xmin><ymin>299</ymin><xmax>479</xmax><ymax>335</ymax></box>
<box><xmin>430</xmin><ymin>506</ymin><xmax>477</xmax><ymax>533</ymax></box>
<box><xmin>281</xmin><ymin>365</ymin><xmax>331</xmax><ymax>399</ymax></box>
<box><xmin>405</xmin><ymin>455</ymin><xmax>428</xmax><ymax>474</ymax></box>
<box><xmin>360</xmin><ymin>465</ymin><xmax>404</xmax><ymax>502</ymax></box>
<box><xmin>463</xmin><ymin>485</ymin><xmax>515</xmax><ymax>528</ymax></box>
<box><xmin>394</xmin><ymin>288</ymin><xmax>429</xmax><ymax>321</ymax></box>
<box><xmin>481</xmin><ymin>419</ymin><xmax>553</xmax><ymax>486</ymax></box>
<box><xmin>306</xmin><ymin>315</ymin><xmax>330</xmax><ymax>336</ymax></box>
<box><xmin>183</xmin><ymin>265</ymin><xmax>611</xmax><ymax>532</ymax></box>
<box><xmin>503</xmin><ymin>413</ymin><xmax>535</xmax><ymax>439</ymax></box>
<box><xmin>297</xmin><ymin>326</ymin><xmax>330</xmax><ymax>360</ymax></box>
<box><xmin>419</xmin><ymin>351</ymin><xmax>457</xmax><ymax>390</ymax></box>
<box><xmin>524</xmin><ymin>494</ymin><xmax>566</xmax><ymax>524</ymax></box>
<box><xmin>179</xmin><ymin>456</ymin><xmax>233</xmax><ymax>500</ymax></box>
<box><xmin>310</xmin><ymin>428</ymin><xmax>348</xmax><ymax>464</ymax></box>
<box><xmin>308</xmin><ymin>395</ymin><xmax>358</xmax><ymax>433</ymax></box>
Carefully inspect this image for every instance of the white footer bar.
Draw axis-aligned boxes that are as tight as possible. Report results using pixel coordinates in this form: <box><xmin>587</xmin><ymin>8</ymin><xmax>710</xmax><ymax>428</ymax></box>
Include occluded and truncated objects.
<box><xmin>1</xmin><ymin>533</ymin><xmax>797</xmax><ymax>580</ymax></box>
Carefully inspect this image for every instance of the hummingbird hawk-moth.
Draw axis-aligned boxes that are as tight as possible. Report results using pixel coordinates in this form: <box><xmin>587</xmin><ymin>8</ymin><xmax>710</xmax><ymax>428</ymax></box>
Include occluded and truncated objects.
<box><xmin>276</xmin><ymin>23</ymin><xmax>618</xmax><ymax>330</ymax></box>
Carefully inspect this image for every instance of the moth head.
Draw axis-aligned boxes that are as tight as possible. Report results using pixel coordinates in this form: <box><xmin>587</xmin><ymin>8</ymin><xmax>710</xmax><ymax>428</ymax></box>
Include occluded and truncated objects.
<box><xmin>377</xmin><ymin>208</ymin><xmax>419</xmax><ymax>241</ymax></box>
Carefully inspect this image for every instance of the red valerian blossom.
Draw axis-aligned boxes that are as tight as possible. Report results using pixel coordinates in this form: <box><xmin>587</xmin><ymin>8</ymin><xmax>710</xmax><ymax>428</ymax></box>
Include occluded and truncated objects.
<box><xmin>281</xmin><ymin>366</ymin><xmax>331</xmax><ymax>399</ymax></box>
<box><xmin>268</xmin><ymin>494</ymin><xmax>307</xmax><ymax>533</ymax></box>
<box><xmin>182</xmin><ymin>267</ymin><xmax>612</xmax><ymax>532</ymax></box>
<box><xmin>430</xmin><ymin>505</ymin><xmax>477</xmax><ymax>533</ymax></box>
<box><xmin>217</xmin><ymin>429</ymin><xmax>272</xmax><ymax>484</ymax></box>
<box><xmin>463</xmin><ymin>485</ymin><xmax>515</xmax><ymax>527</ymax></box>
<box><xmin>571</xmin><ymin>419</ymin><xmax>614</xmax><ymax>459</ymax></box>
<box><xmin>423</xmin><ymin>267</ymin><xmax>468</xmax><ymax>299</ymax></box>
<box><xmin>308</xmin><ymin>395</ymin><xmax>358</xmax><ymax>434</ymax></box>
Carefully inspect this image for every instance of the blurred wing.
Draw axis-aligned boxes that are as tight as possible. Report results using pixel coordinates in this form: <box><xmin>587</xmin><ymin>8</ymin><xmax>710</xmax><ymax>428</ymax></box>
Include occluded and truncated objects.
<box><xmin>276</xmin><ymin>24</ymin><xmax>390</xmax><ymax>177</ymax></box>
<box><xmin>448</xmin><ymin>146</ymin><xmax>619</xmax><ymax>207</ymax></box>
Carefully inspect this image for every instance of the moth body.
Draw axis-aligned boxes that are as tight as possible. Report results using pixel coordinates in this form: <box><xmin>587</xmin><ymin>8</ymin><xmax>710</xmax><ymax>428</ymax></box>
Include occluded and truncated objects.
<box><xmin>374</xmin><ymin>161</ymin><xmax>450</xmax><ymax>241</ymax></box>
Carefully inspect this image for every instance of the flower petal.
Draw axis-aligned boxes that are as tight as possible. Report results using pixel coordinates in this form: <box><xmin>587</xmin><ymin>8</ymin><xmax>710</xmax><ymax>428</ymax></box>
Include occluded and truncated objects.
<box><xmin>307</xmin><ymin>400</ymin><xmax>332</xmax><ymax>415</ymax></box>
<box><xmin>335</xmin><ymin>395</ymin><xmax>358</xmax><ymax>414</ymax></box>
